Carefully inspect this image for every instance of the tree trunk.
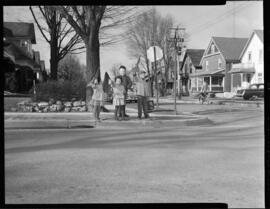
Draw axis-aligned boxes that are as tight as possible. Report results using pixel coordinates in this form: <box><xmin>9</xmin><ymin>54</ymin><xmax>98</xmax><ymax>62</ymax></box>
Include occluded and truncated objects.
<box><xmin>85</xmin><ymin>29</ymin><xmax>100</xmax><ymax>112</ymax></box>
<box><xmin>50</xmin><ymin>44</ymin><xmax>58</xmax><ymax>80</ymax></box>
<box><xmin>49</xmin><ymin>12</ymin><xmax>59</xmax><ymax>81</ymax></box>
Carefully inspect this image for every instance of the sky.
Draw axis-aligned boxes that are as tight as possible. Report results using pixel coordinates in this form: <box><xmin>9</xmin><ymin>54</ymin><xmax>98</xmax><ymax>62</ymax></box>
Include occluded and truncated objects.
<box><xmin>3</xmin><ymin>2</ymin><xmax>263</xmax><ymax>78</ymax></box>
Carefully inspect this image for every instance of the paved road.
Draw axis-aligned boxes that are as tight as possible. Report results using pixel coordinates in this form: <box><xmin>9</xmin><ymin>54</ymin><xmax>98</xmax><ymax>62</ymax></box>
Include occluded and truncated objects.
<box><xmin>4</xmin><ymin>104</ymin><xmax>264</xmax><ymax>207</ymax></box>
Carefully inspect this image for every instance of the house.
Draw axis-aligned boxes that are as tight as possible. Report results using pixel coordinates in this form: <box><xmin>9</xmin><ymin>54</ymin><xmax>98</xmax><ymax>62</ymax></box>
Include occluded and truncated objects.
<box><xmin>180</xmin><ymin>49</ymin><xmax>205</xmax><ymax>94</ymax></box>
<box><xmin>194</xmin><ymin>36</ymin><xmax>248</xmax><ymax>93</ymax></box>
<box><xmin>229</xmin><ymin>30</ymin><xmax>263</xmax><ymax>90</ymax></box>
<box><xmin>3</xmin><ymin>22</ymin><xmax>46</xmax><ymax>93</ymax></box>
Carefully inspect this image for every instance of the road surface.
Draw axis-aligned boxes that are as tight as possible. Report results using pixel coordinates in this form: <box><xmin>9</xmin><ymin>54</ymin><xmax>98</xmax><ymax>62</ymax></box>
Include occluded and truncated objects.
<box><xmin>4</xmin><ymin>104</ymin><xmax>264</xmax><ymax>207</ymax></box>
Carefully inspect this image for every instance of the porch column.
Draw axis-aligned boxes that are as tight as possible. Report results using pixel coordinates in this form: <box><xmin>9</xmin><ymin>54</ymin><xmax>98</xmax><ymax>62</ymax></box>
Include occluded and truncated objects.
<box><xmin>209</xmin><ymin>76</ymin><xmax>212</xmax><ymax>91</ymax></box>
<box><xmin>240</xmin><ymin>73</ymin><xmax>243</xmax><ymax>88</ymax></box>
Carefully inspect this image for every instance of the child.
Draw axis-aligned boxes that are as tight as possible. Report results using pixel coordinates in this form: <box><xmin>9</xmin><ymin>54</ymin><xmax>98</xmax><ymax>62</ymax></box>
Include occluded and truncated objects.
<box><xmin>87</xmin><ymin>77</ymin><xmax>104</xmax><ymax>122</ymax></box>
<box><xmin>134</xmin><ymin>71</ymin><xmax>151</xmax><ymax>119</ymax></box>
<box><xmin>110</xmin><ymin>76</ymin><xmax>126</xmax><ymax>121</ymax></box>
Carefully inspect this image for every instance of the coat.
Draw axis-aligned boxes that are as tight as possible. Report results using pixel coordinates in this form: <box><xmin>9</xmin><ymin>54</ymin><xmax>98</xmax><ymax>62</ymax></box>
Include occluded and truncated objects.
<box><xmin>120</xmin><ymin>75</ymin><xmax>132</xmax><ymax>96</ymax></box>
<box><xmin>134</xmin><ymin>77</ymin><xmax>152</xmax><ymax>97</ymax></box>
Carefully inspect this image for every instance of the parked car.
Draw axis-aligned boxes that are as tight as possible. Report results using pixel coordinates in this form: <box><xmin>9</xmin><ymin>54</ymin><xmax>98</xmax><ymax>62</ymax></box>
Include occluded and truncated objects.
<box><xmin>236</xmin><ymin>83</ymin><xmax>264</xmax><ymax>100</ymax></box>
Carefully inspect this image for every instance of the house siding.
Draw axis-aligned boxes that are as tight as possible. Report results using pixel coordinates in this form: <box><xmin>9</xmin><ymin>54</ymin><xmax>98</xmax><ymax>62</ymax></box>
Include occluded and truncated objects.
<box><xmin>241</xmin><ymin>32</ymin><xmax>264</xmax><ymax>84</ymax></box>
<box><xmin>201</xmin><ymin>53</ymin><xmax>225</xmax><ymax>73</ymax></box>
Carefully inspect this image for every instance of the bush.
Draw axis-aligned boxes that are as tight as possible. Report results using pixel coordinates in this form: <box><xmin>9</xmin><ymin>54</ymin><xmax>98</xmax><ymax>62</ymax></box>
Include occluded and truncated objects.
<box><xmin>29</xmin><ymin>79</ymin><xmax>86</xmax><ymax>102</ymax></box>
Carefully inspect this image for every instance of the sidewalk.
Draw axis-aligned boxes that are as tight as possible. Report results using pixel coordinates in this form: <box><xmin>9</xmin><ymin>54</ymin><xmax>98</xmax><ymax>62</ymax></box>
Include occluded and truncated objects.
<box><xmin>156</xmin><ymin>95</ymin><xmax>264</xmax><ymax>107</ymax></box>
<box><xmin>4</xmin><ymin>111</ymin><xmax>208</xmax><ymax>129</ymax></box>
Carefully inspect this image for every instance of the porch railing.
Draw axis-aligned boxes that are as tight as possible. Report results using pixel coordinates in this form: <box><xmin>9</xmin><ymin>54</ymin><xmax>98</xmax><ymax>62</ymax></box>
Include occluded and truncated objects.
<box><xmin>232</xmin><ymin>62</ymin><xmax>254</xmax><ymax>69</ymax></box>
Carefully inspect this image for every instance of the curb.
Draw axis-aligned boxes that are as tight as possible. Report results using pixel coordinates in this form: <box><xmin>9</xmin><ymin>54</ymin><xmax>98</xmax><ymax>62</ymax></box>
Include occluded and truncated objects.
<box><xmin>4</xmin><ymin>113</ymin><xmax>209</xmax><ymax>129</ymax></box>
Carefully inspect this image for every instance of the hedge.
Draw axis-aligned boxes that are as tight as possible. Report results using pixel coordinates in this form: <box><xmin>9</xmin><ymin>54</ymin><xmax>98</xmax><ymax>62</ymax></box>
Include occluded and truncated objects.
<box><xmin>29</xmin><ymin>80</ymin><xmax>87</xmax><ymax>102</ymax></box>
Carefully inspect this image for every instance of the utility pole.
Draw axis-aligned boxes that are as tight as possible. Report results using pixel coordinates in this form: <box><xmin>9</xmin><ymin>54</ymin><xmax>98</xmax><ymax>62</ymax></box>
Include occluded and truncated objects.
<box><xmin>168</xmin><ymin>27</ymin><xmax>185</xmax><ymax>115</ymax></box>
<box><xmin>154</xmin><ymin>46</ymin><xmax>159</xmax><ymax>108</ymax></box>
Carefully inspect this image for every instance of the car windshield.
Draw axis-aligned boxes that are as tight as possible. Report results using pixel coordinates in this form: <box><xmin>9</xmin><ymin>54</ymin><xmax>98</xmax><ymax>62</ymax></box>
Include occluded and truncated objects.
<box><xmin>258</xmin><ymin>84</ymin><xmax>264</xmax><ymax>89</ymax></box>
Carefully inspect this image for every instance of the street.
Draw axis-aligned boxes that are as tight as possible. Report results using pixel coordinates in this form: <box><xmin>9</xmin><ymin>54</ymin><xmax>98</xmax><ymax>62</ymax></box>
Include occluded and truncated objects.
<box><xmin>4</xmin><ymin>104</ymin><xmax>264</xmax><ymax>207</ymax></box>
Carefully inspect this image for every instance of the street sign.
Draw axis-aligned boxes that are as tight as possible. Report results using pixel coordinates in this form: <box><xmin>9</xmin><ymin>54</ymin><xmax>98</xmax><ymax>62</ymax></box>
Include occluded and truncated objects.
<box><xmin>147</xmin><ymin>46</ymin><xmax>163</xmax><ymax>62</ymax></box>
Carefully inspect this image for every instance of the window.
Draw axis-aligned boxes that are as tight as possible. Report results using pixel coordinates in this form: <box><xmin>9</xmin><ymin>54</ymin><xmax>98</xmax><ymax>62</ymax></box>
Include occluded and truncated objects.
<box><xmin>258</xmin><ymin>49</ymin><xmax>263</xmax><ymax>63</ymax></box>
<box><xmin>218</xmin><ymin>58</ymin><xmax>222</xmax><ymax>68</ymax></box>
<box><xmin>21</xmin><ymin>40</ymin><xmax>28</xmax><ymax>47</ymax></box>
<box><xmin>205</xmin><ymin>61</ymin><xmax>209</xmax><ymax>71</ymax></box>
<box><xmin>211</xmin><ymin>44</ymin><xmax>215</xmax><ymax>54</ymax></box>
<box><xmin>248</xmin><ymin>51</ymin><xmax>252</xmax><ymax>63</ymax></box>
<box><xmin>258</xmin><ymin>72</ymin><xmax>263</xmax><ymax>83</ymax></box>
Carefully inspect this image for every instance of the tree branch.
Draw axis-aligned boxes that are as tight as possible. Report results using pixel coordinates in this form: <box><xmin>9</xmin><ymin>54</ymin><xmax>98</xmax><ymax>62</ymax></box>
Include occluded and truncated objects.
<box><xmin>29</xmin><ymin>6</ymin><xmax>50</xmax><ymax>43</ymax></box>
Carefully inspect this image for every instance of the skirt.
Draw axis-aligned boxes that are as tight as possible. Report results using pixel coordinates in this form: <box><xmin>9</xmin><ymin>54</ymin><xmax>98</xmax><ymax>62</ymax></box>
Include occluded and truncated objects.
<box><xmin>91</xmin><ymin>99</ymin><xmax>104</xmax><ymax>106</ymax></box>
<box><xmin>113</xmin><ymin>98</ymin><xmax>125</xmax><ymax>106</ymax></box>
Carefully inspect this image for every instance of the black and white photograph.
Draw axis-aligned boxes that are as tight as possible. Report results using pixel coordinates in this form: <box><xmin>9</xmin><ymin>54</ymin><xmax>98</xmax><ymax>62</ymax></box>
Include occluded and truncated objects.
<box><xmin>3</xmin><ymin>1</ymin><xmax>265</xmax><ymax>208</ymax></box>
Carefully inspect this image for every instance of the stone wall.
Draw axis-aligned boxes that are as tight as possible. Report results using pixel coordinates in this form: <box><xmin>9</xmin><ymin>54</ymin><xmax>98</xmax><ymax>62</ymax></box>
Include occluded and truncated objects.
<box><xmin>15</xmin><ymin>98</ymin><xmax>87</xmax><ymax>112</ymax></box>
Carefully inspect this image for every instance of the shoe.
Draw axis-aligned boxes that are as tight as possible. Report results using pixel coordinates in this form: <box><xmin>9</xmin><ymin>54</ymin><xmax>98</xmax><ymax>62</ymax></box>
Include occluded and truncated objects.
<box><xmin>145</xmin><ymin>115</ymin><xmax>149</xmax><ymax>119</ymax></box>
<box><xmin>138</xmin><ymin>116</ymin><xmax>142</xmax><ymax>120</ymax></box>
<box><xmin>124</xmin><ymin>114</ymin><xmax>129</xmax><ymax>117</ymax></box>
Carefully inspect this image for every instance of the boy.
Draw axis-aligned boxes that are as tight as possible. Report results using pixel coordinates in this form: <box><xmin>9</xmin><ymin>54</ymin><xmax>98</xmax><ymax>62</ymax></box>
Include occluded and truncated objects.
<box><xmin>134</xmin><ymin>71</ymin><xmax>152</xmax><ymax>119</ymax></box>
<box><xmin>118</xmin><ymin>65</ymin><xmax>132</xmax><ymax>117</ymax></box>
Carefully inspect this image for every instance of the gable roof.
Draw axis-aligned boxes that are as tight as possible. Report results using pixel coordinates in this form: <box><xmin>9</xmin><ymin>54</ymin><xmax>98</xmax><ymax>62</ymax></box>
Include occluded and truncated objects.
<box><xmin>239</xmin><ymin>29</ymin><xmax>263</xmax><ymax>60</ymax></box>
<box><xmin>212</xmin><ymin>36</ymin><xmax>248</xmax><ymax>62</ymax></box>
<box><xmin>185</xmin><ymin>49</ymin><xmax>205</xmax><ymax>67</ymax></box>
<box><xmin>4</xmin><ymin>22</ymin><xmax>36</xmax><ymax>44</ymax></box>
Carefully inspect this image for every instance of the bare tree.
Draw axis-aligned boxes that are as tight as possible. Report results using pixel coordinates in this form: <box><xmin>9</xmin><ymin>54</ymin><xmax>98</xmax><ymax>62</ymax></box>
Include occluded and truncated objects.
<box><xmin>127</xmin><ymin>8</ymin><xmax>182</xmax><ymax>95</ymax></box>
<box><xmin>29</xmin><ymin>6</ymin><xmax>84</xmax><ymax>80</ymax></box>
<box><xmin>109</xmin><ymin>63</ymin><xmax>121</xmax><ymax>79</ymax></box>
<box><xmin>52</xmin><ymin>6</ymin><xmax>140</xmax><ymax>110</ymax></box>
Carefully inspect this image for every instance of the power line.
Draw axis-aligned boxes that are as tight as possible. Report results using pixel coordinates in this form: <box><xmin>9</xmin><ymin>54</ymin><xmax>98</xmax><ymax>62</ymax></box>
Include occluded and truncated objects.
<box><xmin>185</xmin><ymin>2</ymin><xmax>247</xmax><ymax>32</ymax></box>
<box><xmin>187</xmin><ymin>2</ymin><xmax>255</xmax><ymax>35</ymax></box>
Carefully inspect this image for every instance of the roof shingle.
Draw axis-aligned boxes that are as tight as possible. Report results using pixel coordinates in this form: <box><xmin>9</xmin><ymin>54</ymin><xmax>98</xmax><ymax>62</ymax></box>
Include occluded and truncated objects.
<box><xmin>185</xmin><ymin>49</ymin><xmax>205</xmax><ymax>67</ymax></box>
<box><xmin>212</xmin><ymin>37</ymin><xmax>248</xmax><ymax>62</ymax></box>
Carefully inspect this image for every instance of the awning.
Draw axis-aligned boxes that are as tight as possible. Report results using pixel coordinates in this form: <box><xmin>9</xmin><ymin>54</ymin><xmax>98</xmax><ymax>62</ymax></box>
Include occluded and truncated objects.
<box><xmin>228</xmin><ymin>67</ymin><xmax>255</xmax><ymax>74</ymax></box>
<box><xmin>190</xmin><ymin>69</ymin><xmax>225</xmax><ymax>77</ymax></box>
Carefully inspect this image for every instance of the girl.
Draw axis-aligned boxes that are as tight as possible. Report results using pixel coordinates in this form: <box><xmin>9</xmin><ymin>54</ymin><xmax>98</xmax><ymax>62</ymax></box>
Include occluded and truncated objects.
<box><xmin>87</xmin><ymin>77</ymin><xmax>104</xmax><ymax>122</ymax></box>
<box><xmin>110</xmin><ymin>76</ymin><xmax>126</xmax><ymax>121</ymax></box>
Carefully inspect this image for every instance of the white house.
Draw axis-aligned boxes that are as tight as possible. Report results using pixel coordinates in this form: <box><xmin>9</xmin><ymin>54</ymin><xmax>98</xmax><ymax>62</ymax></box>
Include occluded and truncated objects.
<box><xmin>229</xmin><ymin>30</ymin><xmax>264</xmax><ymax>90</ymax></box>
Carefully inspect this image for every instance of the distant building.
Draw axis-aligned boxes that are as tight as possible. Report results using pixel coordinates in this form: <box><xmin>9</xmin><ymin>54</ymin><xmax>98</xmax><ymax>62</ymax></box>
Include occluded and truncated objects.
<box><xmin>180</xmin><ymin>49</ymin><xmax>205</xmax><ymax>94</ymax></box>
<box><xmin>195</xmin><ymin>36</ymin><xmax>248</xmax><ymax>93</ymax></box>
<box><xmin>3</xmin><ymin>22</ymin><xmax>47</xmax><ymax>93</ymax></box>
<box><xmin>229</xmin><ymin>30</ymin><xmax>263</xmax><ymax>90</ymax></box>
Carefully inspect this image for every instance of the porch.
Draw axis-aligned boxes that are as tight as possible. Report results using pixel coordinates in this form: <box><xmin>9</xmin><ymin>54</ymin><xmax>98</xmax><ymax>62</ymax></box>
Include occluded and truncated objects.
<box><xmin>229</xmin><ymin>63</ymin><xmax>255</xmax><ymax>90</ymax></box>
<box><xmin>190</xmin><ymin>69</ymin><xmax>225</xmax><ymax>92</ymax></box>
